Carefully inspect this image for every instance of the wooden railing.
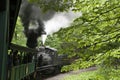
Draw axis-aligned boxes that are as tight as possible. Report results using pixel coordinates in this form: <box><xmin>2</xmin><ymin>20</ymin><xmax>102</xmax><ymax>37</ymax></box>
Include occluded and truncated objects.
<box><xmin>8</xmin><ymin>43</ymin><xmax>38</xmax><ymax>80</ymax></box>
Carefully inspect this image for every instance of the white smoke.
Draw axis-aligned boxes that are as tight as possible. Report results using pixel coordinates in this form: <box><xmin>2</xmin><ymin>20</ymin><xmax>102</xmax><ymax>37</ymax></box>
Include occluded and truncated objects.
<box><xmin>41</xmin><ymin>34</ymin><xmax>47</xmax><ymax>45</ymax></box>
<box><xmin>41</xmin><ymin>10</ymin><xmax>82</xmax><ymax>45</ymax></box>
<box><xmin>44</xmin><ymin>10</ymin><xmax>82</xmax><ymax>35</ymax></box>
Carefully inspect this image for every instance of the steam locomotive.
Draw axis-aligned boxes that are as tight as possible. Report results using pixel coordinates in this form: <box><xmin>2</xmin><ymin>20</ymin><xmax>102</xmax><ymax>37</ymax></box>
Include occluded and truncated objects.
<box><xmin>34</xmin><ymin>46</ymin><xmax>69</xmax><ymax>75</ymax></box>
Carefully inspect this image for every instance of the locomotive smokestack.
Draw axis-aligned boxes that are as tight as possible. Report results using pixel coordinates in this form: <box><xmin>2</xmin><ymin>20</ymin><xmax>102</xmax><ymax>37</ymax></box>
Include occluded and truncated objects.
<box><xmin>41</xmin><ymin>31</ymin><xmax>47</xmax><ymax>46</ymax></box>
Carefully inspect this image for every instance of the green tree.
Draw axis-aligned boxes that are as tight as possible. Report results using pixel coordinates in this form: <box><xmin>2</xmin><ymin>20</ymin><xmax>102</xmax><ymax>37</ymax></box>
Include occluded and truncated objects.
<box><xmin>30</xmin><ymin>0</ymin><xmax>73</xmax><ymax>11</ymax></box>
<box><xmin>12</xmin><ymin>17</ymin><xmax>26</xmax><ymax>46</ymax></box>
<box><xmin>45</xmin><ymin>34</ymin><xmax>62</xmax><ymax>49</ymax></box>
<box><xmin>57</xmin><ymin>0</ymin><xmax>120</xmax><ymax>71</ymax></box>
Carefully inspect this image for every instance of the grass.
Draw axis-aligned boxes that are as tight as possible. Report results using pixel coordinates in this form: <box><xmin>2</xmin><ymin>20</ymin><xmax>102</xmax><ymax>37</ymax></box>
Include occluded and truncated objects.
<box><xmin>63</xmin><ymin>70</ymin><xmax>97</xmax><ymax>80</ymax></box>
<box><xmin>63</xmin><ymin>67</ymin><xmax>120</xmax><ymax>80</ymax></box>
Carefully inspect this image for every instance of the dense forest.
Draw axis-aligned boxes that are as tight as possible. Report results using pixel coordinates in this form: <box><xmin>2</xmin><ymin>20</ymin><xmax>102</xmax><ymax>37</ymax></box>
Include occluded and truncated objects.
<box><xmin>12</xmin><ymin>0</ymin><xmax>120</xmax><ymax>80</ymax></box>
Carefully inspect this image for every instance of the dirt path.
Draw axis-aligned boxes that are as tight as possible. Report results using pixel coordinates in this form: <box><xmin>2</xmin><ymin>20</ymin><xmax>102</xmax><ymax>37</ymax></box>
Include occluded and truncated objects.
<box><xmin>44</xmin><ymin>67</ymin><xmax>97</xmax><ymax>80</ymax></box>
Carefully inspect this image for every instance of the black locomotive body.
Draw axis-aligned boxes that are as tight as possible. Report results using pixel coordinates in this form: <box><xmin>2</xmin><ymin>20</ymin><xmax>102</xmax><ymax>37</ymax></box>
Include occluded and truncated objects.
<box><xmin>36</xmin><ymin>46</ymin><xmax>68</xmax><ymax>75</ymax></box>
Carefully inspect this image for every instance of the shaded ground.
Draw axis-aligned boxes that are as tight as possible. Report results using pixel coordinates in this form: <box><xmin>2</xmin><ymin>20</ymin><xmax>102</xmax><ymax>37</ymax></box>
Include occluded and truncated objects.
<box><xmin>43</xmin><ymin>67</ymin><xmax>97</xmax><ymax>80</ymax></box>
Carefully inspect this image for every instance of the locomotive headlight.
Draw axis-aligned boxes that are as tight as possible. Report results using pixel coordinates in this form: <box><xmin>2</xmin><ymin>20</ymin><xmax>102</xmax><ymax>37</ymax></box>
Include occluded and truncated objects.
<box><xmin>41</xmin><ymin>31</ymin><xmax>47</xmax><ymax>46</ymax></box>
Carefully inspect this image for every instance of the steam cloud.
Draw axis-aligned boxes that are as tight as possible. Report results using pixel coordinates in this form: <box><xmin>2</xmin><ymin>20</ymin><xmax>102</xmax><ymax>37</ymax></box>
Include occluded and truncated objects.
<box><xmin>42</xmin><ymin>10</ymin><xmax>82</xmax><ymax>45</ymax></box>
<box><xmin>44</xmin><ymin>10</ymin><xmax>82</xmax><ymax>35</ymax></box>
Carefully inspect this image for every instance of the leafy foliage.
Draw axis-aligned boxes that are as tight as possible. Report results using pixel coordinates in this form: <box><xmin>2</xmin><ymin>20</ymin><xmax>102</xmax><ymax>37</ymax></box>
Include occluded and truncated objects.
<box><xmin>29</xmin><ymin>0</ymin><xmax>73</xmax><ymax>11</ymax></box>
<box><xmin>57</xmin><ymin>0</ymin><xmax>120</xmax><ymax>71</ymax></box>
<box><xmin>44</xmin><ymin>34</ymin><xmax>62</xmax><ymax>50</ymax></box>
<box><xmin>12</xmin><ymin>17</ymin><xmax>26</xmax><ymax>46</ymax></box>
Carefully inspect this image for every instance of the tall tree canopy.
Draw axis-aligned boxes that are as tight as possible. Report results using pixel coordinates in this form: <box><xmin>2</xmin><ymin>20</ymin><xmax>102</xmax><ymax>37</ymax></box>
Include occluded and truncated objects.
<box><xmin>56</xmin><ymin>0</ymin><xmax>120</xmax><ymax>71</ymax></box>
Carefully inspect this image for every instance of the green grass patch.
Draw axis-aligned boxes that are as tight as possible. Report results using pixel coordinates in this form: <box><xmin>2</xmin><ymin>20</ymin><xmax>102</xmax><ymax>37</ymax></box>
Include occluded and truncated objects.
<box><xmin>63</xmin><ymin>67</ymin><xmax>120</xmax><ymax>80</ymax></box>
